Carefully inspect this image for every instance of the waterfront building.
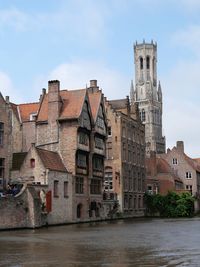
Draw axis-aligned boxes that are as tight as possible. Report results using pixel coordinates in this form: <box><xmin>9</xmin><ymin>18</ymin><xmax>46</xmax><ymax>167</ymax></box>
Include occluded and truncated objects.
<box><xmin>146</xmin><ymin>151</ymin><xmax>184</xmax><ymax>195</ymax></box>
<box><xmin>30</xmin><ymin>80</ymin><xmax>106</xmax><ymax>221</ymax></box>
<box><xmin>159</xmin><ymin>141</ymin><xmax>200</xmax><ymax>210</ymax></box>
<box><xmin>104</xmin><ymin>96</ymin><xmax>146</xmax><ymax>216</ymax></box>
<box><xmin>130</xmin><ymin>41</ymin><xmax>165</xmax><ymax>155</ymax></box>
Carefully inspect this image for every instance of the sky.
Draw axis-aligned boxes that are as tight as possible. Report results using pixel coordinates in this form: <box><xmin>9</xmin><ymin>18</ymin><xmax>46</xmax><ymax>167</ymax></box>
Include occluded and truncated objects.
<box><xmin>0</xmin><ymin>0</ymin><xmax>200</xmax><ymax>158</ymax></box>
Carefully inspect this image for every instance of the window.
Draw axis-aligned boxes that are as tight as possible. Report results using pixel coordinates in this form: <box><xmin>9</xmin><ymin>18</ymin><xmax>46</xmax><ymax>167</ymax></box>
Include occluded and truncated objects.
<box><xmin>93</xmin><ymin>157</ymin><xmax>103</xmax><ymax>171</ymax></box>
<box><xmin>146</xmin><ymin>56</ymin><xmax>150</xmax><ymax>69</ymax></box>
<box><xmin>64</xmin><ymin>181</ymin><xmax>68</xmax><ymax>197</ymax></box>
<box><xmin>172</xmin><ymin>158</ymin><xmax>178</xmax><ymax>165</ymax></box>
<box><xmin>141</xmin><ymin>109</ymin><xmax>145</xmax><ymax>122</ymax></box>
<box><xmin>0</xmin><ymin>122</ymin><xmax>4</xmax><ymax>146</ymax></box>
<box><xmin>147</xmin><ymin>185</ymin><xmax>153</xmax><ymax>194</ymax></box>
<box><xmin>75</xmin><ymin>177</ymin><xmax>84</xmax><ymax>194</ymax></box>
<box><xmin>140</xmin><ymin>57</ymin><xmax>143</xmax><ymax>70</ymax></box>
<box><xmin>186</xmin><ymin>172</ymin><xmax>192</xmax><ymax>179</ymax></box>
<box><xmin>108</xmin><ymin>126</ymin><xmax>112</xmax><ymax>136</ymax></box>
<box><xmin>0</xmin><ymin>158</ymin><xmax>5</xmax><ymax>179</ymax></box>
<box><xmin>79</xmin><ymin>132</ymin><xmax>89</xmax><ymax>145</ymax></box>
<box><xmin>95</xmin><ymin>137</ymin><xmax>104</xmax><ymax>150</ymax></box>
<box><xmin>30</xmin><ymin>158</ymin><xmax>35</xmax><ymax>168</ymax></box>
<box><xmin>106</xmin><ymin>142</ymin><xmax>113</xmax><ymax>159</ymax></box>
<box><xmin>97</xmin><ymin>105</ymin><xmax>105</xmax><ymax>130</ymax></box>
<box><xmin>77</xmin><ymin>153</ymin><xmax>87</xmax><ymax>168</ymax></box>
<box><xmin>82</xmin><ymin>102</ymin><xmax>91</xmax><ymax>129</ymax></box>
<box><xmin>90</xmin><ymin>179</ymin><xmax>101</xmax><ymax>194</ymax></box>
<box><xmin>104</xmin><ymin>172</ymin><xmax>113</xmax><ymax>191</ymax></box>
<box><xmin>54</xmin><ymin>180</ymin><xmax>59</xmax><ymax>197</ymax></box>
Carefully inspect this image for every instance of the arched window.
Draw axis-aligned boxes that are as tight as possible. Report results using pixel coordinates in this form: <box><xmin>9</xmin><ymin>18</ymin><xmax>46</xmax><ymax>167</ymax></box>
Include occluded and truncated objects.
<box><xmin>140</xmin><ymin>57</ymin><xmax>143</xmax><ymax>70</ymax></box>
<box><xmin>146</xmin><ymin>56</ymin><xmax>150</xmax><ymax>69</ymax></box>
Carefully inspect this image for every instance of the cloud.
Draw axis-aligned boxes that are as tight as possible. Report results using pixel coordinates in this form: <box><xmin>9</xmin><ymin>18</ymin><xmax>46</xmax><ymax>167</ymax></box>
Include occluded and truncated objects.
<box><xmin>0</xmin><ymin>2</ymin><xmax>108</xmax><ymax>44</ymax></box>
<box><xmin>35</xmin><ymin>59</ymin><xmax>129</xmax><ymax>101</ymax></box>
<box><xmin>0</xmin><ymin>71</ymin><xmax>22</xmax><ymax>103</ymax></box>
<box><xmin>172</xmin><ymin>25</ymin><xmax>200</xmax><ymax>56</ymax></box>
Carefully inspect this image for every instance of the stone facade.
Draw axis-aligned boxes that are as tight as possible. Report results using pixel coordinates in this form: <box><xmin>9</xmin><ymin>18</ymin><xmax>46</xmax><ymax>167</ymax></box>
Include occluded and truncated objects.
<box><xmin>104</xmin><ymin>97</ymin><xmax>146</xmax><ymax>216</ymax></box>
<box><xmin>0</xmin><ymin>94</ymin><xmax>22</xmax><ymax>189</ymax></box>
<box><xmin>131</xmin><ymin>41</ymin><xmax>165</xmax><ymax>155</ymax></box>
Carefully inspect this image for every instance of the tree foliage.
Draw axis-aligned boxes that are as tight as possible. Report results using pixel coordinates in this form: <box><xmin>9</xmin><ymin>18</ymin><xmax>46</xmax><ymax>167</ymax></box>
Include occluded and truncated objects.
<box><xmin>144</xmin><ymin>191</ymin><xmax>195</xmax><ymax>217</ymax></box>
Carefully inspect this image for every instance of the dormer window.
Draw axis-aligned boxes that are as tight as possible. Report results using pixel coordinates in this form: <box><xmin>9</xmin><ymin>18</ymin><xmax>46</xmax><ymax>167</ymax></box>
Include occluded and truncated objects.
<box><xmin>30</xmin><ymin>113</ymin><xmax>37</xmax><ymax>121</ymax></box>
<box><xmin>30</xmin><ymin>158</ymin><xmax>35</xmax><ymax>168</ymax></box>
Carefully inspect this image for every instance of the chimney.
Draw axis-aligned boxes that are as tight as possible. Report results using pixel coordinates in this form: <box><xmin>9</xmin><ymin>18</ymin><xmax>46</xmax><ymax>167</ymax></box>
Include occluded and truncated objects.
<box><xmin>42</xmin><ymin>88</ymin><xmax>46</xmax><ymax>95</ymax></box>
<box><xmin>88</xmin><ymin>79</ymin><xmax>99</xmax><ymax>93</ymax></box>
<box><xmin>48</xmin><ymin>80</ymin><xmax>61</xmax><ymax>122</ymax></box>
<box><xmin>90</xmin><ymin>79</ymin><xmax>97</xmax><ymax>88</ymax></box>
<box><xmin>176</xmin><ymin>141</ymin><xmax>184</xmax><ymax>153</ymax></box>
<box><xmin>5</xmin><ymin>96</ymin><xmax>9</xmax><ymax>104</ymax></box>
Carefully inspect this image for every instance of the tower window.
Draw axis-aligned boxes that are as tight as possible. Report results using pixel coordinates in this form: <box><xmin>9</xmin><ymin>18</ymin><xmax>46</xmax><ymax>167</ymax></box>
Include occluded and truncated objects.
<box><xmin>140</xmin><ymin>109</ymin><xmax>145</xmax><ymax>122</ymax></box>
<box><xmin>140</xmin><ymin>57</ymin><xmax>143</xmax><ymax>70</ymax></box>
<box><xmin>146</xmin><ymin>56</ymin><xmax>150</xmax><ymax>69</ymax></box>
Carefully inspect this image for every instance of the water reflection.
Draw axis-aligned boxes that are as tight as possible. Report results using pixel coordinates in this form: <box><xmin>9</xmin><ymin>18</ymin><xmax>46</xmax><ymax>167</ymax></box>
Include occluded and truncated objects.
<box><xmin>0</xmin><ymin>218</ymin><xmax>200</xmax><ymax>266</ymax></box>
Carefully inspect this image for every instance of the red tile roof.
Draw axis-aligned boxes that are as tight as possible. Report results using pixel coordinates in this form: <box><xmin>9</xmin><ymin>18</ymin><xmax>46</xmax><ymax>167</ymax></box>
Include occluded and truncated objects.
<box><xmin>184</xmin><ymin>154</ymin><xmax>200</xmax><ymax>172</ymax></box>
<box><xmin>18</xmin><ymin>102</ymin><xmax>39</xmax><ymax>122</ymax></box>
<box><xmin>37</xmin><ymin>89</ymin><xmax>86</xmax><ymax>122</ymax></box>
<box><xmin>36</xmin><ymin>148</ymin><xmax>67</xmax><ymax>172</ymax></box>
<box><xmin>88</xmin><ymin>91</ymin><xmax>102</xmax><ymax>121</ymax></box>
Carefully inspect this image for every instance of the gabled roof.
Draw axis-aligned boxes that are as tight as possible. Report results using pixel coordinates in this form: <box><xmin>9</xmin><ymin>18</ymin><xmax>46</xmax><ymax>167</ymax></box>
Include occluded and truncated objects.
<box><xmin>37</xmin><ymin>89</ymin><xmax>86</xmax><ymax>122</ymax></box>
<box><xmin>36</xmin><ymin>148</ymin><xmax>67</xmax><ymax>172</ymax></box>
<box><xmin>18</xmin><ymin>102</ymin><xmax>39</xmax><ymax>122</ymax></box>
<box><xmin>88</xmin><ymin>91</ymin><xmax>102</xmax><ymax>122</ymax></box>
<box><xmin>184</xmin><ymin>154</ymin><xmax>200</xmax><ymax>172</ymax></box>
<box><xmin>12</xmin><ymin>152</ymin><xmax>28</xmax><ymax>170</ymax></box>
<box><xmin>59</xmin><ymin>89</ymin><xmax>86</xmax><ymax>120</ymax></box>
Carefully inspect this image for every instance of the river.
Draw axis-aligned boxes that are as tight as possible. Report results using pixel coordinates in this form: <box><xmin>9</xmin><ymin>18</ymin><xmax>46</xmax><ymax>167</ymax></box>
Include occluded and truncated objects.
<box><xmin>0</xmin><ymin>217</ymin><xmax>200</xmax><ymax>267</ymax></box>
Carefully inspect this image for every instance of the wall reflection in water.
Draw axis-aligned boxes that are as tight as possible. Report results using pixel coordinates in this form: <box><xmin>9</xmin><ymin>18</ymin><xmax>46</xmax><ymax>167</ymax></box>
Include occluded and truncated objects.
<box><xmin>0</xmin><ymin>218</ymin><xmax>200</xmax><ymax>267</ymax></box>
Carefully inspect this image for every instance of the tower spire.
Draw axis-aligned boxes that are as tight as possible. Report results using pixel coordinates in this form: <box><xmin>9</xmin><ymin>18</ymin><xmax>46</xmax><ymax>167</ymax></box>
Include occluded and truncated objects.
<box><xmin>130</xmin><ymin>80</ymin><xmax>135</xmax><ymax>104</ymax></box>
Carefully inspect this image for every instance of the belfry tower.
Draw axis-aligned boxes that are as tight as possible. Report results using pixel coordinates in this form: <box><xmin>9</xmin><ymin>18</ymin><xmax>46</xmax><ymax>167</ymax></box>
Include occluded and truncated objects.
<box><xmin>130</xmin><ymin>40</ymin><xmax>165</xmax><ymax>155</ymax></box>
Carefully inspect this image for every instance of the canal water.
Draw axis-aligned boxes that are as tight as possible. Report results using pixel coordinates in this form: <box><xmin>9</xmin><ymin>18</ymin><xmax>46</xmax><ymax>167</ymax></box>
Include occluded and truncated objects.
<box><xmin>0</xmin><ymin>217</ymin><xmax>200</xmax><ymax>267</ymax></box>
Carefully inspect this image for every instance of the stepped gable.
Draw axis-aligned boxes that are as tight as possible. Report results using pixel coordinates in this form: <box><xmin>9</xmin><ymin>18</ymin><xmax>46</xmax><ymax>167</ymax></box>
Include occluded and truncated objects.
<box><xmin>108</xmin><ymin>99</ymin><xmax>127</xmax><ymax>110</ymax></box>
<box><xmin>10</xmin><ymin>103</ymin><xmax>20</xmax><ymax>121</ymax></box>
<box><xmin>36</xmin><ymin>148</ymin><xmax>67</xmax><ymax>172</ymax></box>
<box><xmin>18</xmin><ymin>102</ymin><xmax>39</xmax><ymax>122</ymax></box>
<box><xmin>88</xmin><ymin>90</ymin><xmax>102</xmax><ymax>121</ymax></box>
<box><xmin>37</xmin><ymin>88</ymin><xmax>87</xmax><ymax>122</ymax></box>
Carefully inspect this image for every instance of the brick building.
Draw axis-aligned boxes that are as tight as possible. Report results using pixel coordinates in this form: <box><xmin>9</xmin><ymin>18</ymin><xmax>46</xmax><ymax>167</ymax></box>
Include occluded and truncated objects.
<box><xmin>146</xmin><ymin>151</ymin><xmax>184</xmax><ymax>196</ymax></box>
<box><xmin>159</xmin><ymin>141</ymin><xmax>200</xmax><ymax>210</ymax></box>
<box><xmin>104</xmin><ymin>96</ymin><xmax>146</xmax><ymax>215</ymax></box>
<box><xmin>35</xmin><ymin>80</ymin><xmax>107</xmax><ymax>221</ymax></box>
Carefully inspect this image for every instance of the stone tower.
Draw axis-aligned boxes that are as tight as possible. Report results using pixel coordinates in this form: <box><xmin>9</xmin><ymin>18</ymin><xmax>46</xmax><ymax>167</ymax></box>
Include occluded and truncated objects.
<box><xmin>130</xmin><ymin>40</ymin><xmax>165</xmax><ymax>155</ymax></box>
